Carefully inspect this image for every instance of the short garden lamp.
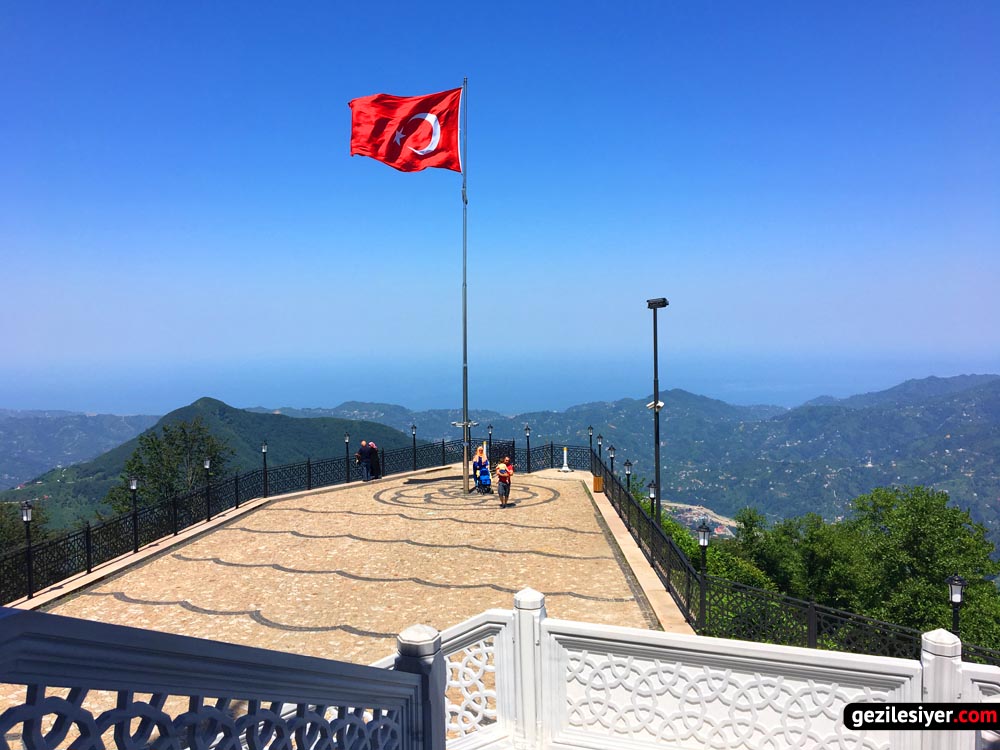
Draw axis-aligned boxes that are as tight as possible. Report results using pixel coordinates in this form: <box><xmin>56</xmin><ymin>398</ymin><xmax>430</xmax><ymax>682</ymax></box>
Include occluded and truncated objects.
<box><xmin>624</xmin><ymin>459</ymin><xmax>632</xmax><ymax>492</ymax></box>
<box><xmin>262</xmin><ymin>441</ymin><xmax>269</xmax><ymax>497</ymax></box>
<box><xmin>588</xmin><ymin>426</ymin><xmax>595</xmax><ymax>473</ymax></box>
<box><xmin>697</xmin><ymin>516</ymin><xmax>711</xmax><ymax>631</ymax></box>
<box><xmin>697</xmin><ymin>518</ymin><xmax>712</xmax><ymax>574</ymax></box>
<box><xmin>21</xmin><ymin>498</ymin><xmax>34</xmax><ymax>598</ymax></box>
<box><xmin>203</xmin><ymin>458</ymin><xmax>212</xmax><ymax>521</ymax></box>
<box><xmin>129</xmin><ymin>477</ymin><xmax>139</xmax><ymax>553</ymax></box>
<box><xmin>945</xmin><ymin>574</ymin><xmax>967</xmax><ymax>636</ymax></box>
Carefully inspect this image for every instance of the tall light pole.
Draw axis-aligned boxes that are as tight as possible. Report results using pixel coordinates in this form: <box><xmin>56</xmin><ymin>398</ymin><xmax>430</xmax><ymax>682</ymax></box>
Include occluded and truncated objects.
<box><xmin>647</xmin><ymin>297</ymin><xmax>669</xmax><ymax>525</ymax></box>
<box><xmin>21</xmin><ymin>499</ymin><xmax>34</xmax><ymax>600</ymax></box>
<box><xmin>130</xmin><ymin>477</ymin><xmax>139</xmax><ymax>553</ymax></box>
<box><xmin>411</xmin><ymin>424</ymin><xmax>418</xmax><ymax>472</ymax></box>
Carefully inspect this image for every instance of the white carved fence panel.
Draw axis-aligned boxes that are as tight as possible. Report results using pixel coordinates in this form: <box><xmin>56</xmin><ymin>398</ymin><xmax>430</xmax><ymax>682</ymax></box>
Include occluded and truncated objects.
<box><xmin>539</xmin><ymin>618</ymin><xmax>922</xmax><ymax>750</ymax></box>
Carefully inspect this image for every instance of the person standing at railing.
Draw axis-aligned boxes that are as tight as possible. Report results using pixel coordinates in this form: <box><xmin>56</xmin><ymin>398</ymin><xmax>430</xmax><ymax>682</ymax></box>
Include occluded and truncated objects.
<box><xmin>369</xmin><ymin>442</ymin><xmax>381</xmax><ymax>479</ymax></box>
<box><xmin>356</xmin><ymin>440</ymin><xmax>374</xmax><ymax>481</ymax></box>
<box><xmin>496</xmin><ymin>455</ymin><xmax>514</xmax><ymax>508</ymax></box>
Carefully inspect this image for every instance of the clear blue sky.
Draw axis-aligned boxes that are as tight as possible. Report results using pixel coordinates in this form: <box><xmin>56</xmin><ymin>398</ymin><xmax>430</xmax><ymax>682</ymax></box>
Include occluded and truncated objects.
<box><xmin>2</xmin><ymin>2</ymin><xmax>998</xmax><ymax>415</ymax></box>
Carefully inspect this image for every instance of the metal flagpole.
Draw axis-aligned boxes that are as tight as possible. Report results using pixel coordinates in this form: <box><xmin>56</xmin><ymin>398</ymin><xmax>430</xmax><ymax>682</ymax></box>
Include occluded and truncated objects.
<box><xmin>461</xmin><ymin>77</ymin><xmax>470</xmax><ymax>493</ymax></box>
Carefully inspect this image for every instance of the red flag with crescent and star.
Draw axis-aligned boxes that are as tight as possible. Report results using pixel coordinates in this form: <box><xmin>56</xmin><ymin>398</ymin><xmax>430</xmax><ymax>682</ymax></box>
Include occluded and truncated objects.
<box><xmin>349</xmin><ymin>87</ymin><xmax>462</xmax><ymax>173</ymax></box>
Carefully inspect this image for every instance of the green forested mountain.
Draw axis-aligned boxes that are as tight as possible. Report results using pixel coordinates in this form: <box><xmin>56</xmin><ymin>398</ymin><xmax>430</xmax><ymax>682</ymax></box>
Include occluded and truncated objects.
<box><xmin>0</xmin><ymin>397</ymin><xmax>412</xmax><ymax>531</ymax></box>
<box><xmin>4</xmin><ymin>376</ymin><xmax>999</xmax><ymax>546</ymax></box>
<box><xmin>260</xmin><ymin>376</ymin><xmax>1000</xmax><ymax>546</ymax></box>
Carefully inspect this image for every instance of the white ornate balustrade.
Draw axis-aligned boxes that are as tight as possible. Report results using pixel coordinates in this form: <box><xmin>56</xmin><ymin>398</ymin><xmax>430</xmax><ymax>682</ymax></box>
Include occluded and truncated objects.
<box><xmin>402</xmin><ymin>589</ymin><xmax>1000</xmax><ymax>750</ymax></box>
<box><xmin>5</xmin><ymin>592</ymin><xmax>1000</xmax><ymax>750</ymax></box>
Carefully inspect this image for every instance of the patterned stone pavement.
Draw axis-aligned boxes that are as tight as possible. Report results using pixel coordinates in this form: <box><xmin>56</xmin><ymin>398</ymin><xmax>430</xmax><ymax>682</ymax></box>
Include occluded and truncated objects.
<box><xmin>39</xmin><ymin>467</ymin><xmax>657</xmax><ymax>668</ymax></box>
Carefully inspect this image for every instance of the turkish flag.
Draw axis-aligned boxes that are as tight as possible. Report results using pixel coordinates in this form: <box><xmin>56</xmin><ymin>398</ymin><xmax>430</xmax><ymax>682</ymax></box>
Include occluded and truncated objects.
<box><xmin>349</xmin><ymin>87</ymin><xmax>462</xmax><ymax>173</ymax></box>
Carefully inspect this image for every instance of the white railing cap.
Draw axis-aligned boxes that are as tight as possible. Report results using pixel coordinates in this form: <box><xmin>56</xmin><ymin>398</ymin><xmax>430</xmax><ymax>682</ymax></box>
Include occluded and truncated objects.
<box><xmin>397</xmin><ymin>624</ymin><xmax>441</xmax><ymax>657</ymax></box>
<box><xmin>515</xmin><ymin>587</ymin><xmax>545</xmax><ymax>610</ymax></box>
<box><xmin>922</xmin><ymin>628</ymin><xmax>962</xmax><ymax>657</ymax></box>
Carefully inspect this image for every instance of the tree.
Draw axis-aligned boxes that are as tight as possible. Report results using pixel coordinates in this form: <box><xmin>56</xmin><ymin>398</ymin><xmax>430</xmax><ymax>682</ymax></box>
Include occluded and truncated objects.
<box><xmin>105</xmin><ymin>418</ymin><xmax>233</xmax><ymax>514</ymax></box>
<box><xmin>846</xmin><ymin>486</ymin><xmax>1000</xmax><ymax>645</ymax></box>
<box><xmin>728</xmin><ymin>486</ymin><xmax>1000</xmax><ymax>648</ymax></box>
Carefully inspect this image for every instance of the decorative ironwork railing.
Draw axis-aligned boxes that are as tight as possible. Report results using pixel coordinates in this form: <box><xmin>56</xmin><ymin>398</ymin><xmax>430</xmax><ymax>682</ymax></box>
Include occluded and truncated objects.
<box><xmin>0</xmin><ymin>605</ymin><xmax>444</xmax><ymax>750</ymax></box>
<box><xmin>1</xmin><ymin>438</ymin><xmax>475</xmax><ymax>604</ymax></box>
<box><xmin>6</xmin><ymin>430</ymin><xmax>998</xmax><ymax>672</ymax></box>
<box><xmin>588</xmin><ymin>448</ymin><xmax>1000</xmax><ymax>666</ymax></box>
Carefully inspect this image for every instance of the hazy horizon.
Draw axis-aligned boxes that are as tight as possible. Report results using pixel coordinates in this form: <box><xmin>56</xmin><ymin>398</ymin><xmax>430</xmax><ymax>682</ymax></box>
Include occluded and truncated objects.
<box><xmin>2</xmin><ymin>356</ymin><xmax>996</xmax><ymax>416</ymax></box>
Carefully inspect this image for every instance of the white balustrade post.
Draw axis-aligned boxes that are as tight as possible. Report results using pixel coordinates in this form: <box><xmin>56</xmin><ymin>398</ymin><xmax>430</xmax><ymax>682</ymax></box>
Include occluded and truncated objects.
<box><xmin>395</xmin><ymin>624</ymin><xmax>446</xmax><ymax>750</ymax></box>
<box><xmin>921</xmin><ymin>628</ymin><xmax>969</xmax><ymax>750</ymax></box>
<box><xmin>513</xmin><ymin>588</ymin><xmax>546</xmax><ymax>750</ymax></box>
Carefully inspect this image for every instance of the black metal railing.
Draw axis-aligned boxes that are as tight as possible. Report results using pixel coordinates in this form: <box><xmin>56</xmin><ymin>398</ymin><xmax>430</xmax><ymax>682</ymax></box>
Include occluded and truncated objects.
<box><xmin>2</xmin><ymin>438</ymin><xmax>473</xmax><ymax>604</ymax></box>
<box><xmin>588</xmin><ymin>449</ymin><xmax>1000</xmax><ymax>666</ymax></box>
<box><xmin>7</xmin><ymin>434</ymin><xmax>1000</xmax><ymax>670</ymax></box>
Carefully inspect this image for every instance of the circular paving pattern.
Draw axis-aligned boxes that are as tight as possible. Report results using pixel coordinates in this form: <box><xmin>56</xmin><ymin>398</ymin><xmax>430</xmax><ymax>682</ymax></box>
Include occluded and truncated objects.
<box><xmin>373</xmin><ymin>479</ymin><xmax>559</xmax><ymax>510</ymax></box>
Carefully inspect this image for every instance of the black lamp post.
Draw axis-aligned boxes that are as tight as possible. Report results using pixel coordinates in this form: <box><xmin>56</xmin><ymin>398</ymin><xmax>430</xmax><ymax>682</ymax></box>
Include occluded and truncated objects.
<box><xmin>411</xmin><ymin>424</ymin><xmax>417</xmax><ymax>472</ymax></box>
<box><xmin>525</xmin><ymin>425</ymin><xmax>532</xmax><ymax>473</ymax></box>
<box><xmin>21</xmin><ymin>499</ymin><xmax>34</xmax><ymax>600</ymax></box>
<box><xmin>487</xmin><ymin>423</ymin><xmax>493</xmax><ymax>460</ymax></box>
<box><xmin>588</xmin><ymin>426</ymin><xmax>594</xmax><ymax>473</ymax></box>
<box><xmin>697</xmin><ymin>518</ymin><xmax>711</xmax><ymax>574</ymax></box>
<box><xmin>946</xmin><ymin>574</ymin><xmax>967</xmax><ymax>637</ymax></box>
<box><xmin>624</xmin><ymin>460</ymin><xmax>632</xmax><ymax>494</ymax></box>
<box><xmin>262</xmin><ymin>441</ymin><xmax>269</xmax><ymax>497</ymax></box>
<box><xmin>204</xmin><ymin>458</ymin><xmax>212</xmax><ymax>521</ymax></box>
<box><xmin>647</xmin><ymin>296</ymin><xmax>669</xmax><ymax>526</ymax></box>
<box><xmin>608</xmin><ymin>445</ymin><xmax>616</xmax><ymax>476</ymax></box>
<box><xmin>597</xmin><ymin>434</ymin><xmax>603</xmax><ymax>465</ymax></box>
<box><xmin>647</xmin><ymin>481</ymin><xmax>656</xmax><ymax>514</ymax></box>
<box><xmin>130</xmin><ymin>477</ymin><xmax>139</xmax><ymax>553</ymax></box>
<box><xmin>697</xmin><ymin>517</ymin><xmax>711</xmax><ymax>631</ymax></box>
<box><xmin>345</xmin><ymin>432</ymin><xmax>350</xmax><ymax>483</ymax></box>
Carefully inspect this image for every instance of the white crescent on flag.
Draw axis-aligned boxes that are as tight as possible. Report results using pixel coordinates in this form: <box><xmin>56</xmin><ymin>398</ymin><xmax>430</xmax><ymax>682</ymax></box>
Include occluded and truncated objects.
<box><xmin>406</xmin><ymin>113</ymin><xmax>441</xmax><ymax>155</ymax></box>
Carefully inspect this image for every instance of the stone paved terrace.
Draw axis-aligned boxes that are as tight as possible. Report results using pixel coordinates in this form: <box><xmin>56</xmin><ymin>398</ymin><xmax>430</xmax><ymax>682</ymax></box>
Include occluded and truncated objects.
<box><xmin>16</xmin><ymin>466</ymin><xmax>690</xmax><ymax>672</ymax></box>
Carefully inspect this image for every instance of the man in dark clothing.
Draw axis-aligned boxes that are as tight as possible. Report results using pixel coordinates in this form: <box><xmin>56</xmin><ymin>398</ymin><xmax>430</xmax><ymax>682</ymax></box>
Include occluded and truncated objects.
<box><xmin>356</xmin><ymin>440</ymin><xmax>373</xmax><ymax>481</ymax></box>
